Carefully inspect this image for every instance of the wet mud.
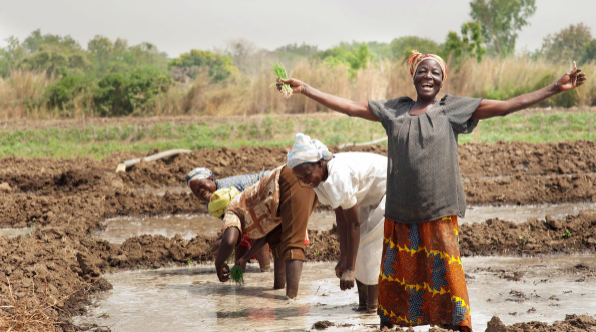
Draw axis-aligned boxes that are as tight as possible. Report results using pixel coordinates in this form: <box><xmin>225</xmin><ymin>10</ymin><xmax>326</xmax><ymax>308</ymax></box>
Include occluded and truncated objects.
<box><xmin>2</xmin><ymin>141</ymin><xmax>596</xmax><ymax>331</ymax></box>
<box><xmin>74</xmin><ymin>256</ymin><xmax>596</xmax><ymax>332</ymax></box>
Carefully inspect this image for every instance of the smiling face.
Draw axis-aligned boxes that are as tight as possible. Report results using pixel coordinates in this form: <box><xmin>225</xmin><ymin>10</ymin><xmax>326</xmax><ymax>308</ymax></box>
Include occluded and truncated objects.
<box><xmin>291</xmin><ymin>161</ymin><xmax>325</xmax><ymax>188</ymax></box>
<box><xmin>413</xmin><ymin>59</ymin><xmax>444</xmax><ymax>101</ymax></box>
<box><xmin>189</xmin><ymin>177</ymin><xmax>217</xmax><ymax>202</ymax></box>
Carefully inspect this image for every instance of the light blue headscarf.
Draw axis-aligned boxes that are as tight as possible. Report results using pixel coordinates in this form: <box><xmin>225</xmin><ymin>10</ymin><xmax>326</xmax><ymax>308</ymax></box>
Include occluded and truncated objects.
<box><xmin>287</xmin><ymin>133</ymin><xmax>332</xmax><ymax>169</ymax></box>
<box><xmin>185</xmin><ymin>167</ymin><xmax>214</xmax><ymax>186</ymax></box>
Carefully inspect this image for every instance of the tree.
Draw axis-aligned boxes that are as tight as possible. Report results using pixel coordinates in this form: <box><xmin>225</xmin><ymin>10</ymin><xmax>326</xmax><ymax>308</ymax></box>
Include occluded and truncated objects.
<box><xmin>314</xmin><ymin>43</ymin><xmax>375</xmax><ymax>74</ymax></box>
<box><xmin>276</xmin><ymin>43</ymin><xmax>318</xmax><ymax>56</ymax></box>
<box><xmin>0</xmin><ymin>36</ymin><xmax>25</xmax><ymax>77</ymax></box>
<box><xmin>16</xmin><ymin>29</ymin><xmax>90</xmax><ymax>77</ymax></box>
<box><xmin>169</xmin><ymin>49</ymin><xmax>237</xmax><ymax>82</ymax></box>
<box><xmin>583</xmin><ymin>39</ymin><xmax>596</xmax><ymax>63</ymax></box>
<box><xmin>445</xmin><ymin>22</ymin><xmax>486</xmax><ymax>63</ymax></box>
<box><xmin>223</xmin><ymin>39</ymin><xmax>256</xmax><ymax>72</ymax></box>
<box><xmin>540</xmin><ymin>23</ymin><xmax>592</xmax><ymax>63</ymax></box>
<box><xmin>389</xmin><ymin>36</ymin><xmax>443</xmax><ymax>61</ymax></box>
<box><xmin>470</xmin><ymin>0</ymin><xmax>536</xmax><ymax>56</ymax></box>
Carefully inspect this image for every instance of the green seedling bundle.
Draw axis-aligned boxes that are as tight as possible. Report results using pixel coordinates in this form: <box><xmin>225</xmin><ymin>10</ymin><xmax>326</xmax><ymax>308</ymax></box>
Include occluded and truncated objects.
<box><xmin>273</xmin><ymin>63</ymin><xmax>292</xmax><ymax>99</ymax></box>
<box><xmin>230</xmin><ymin>265</ymin><xmax>245</xmax><ymax>285</ymax></box>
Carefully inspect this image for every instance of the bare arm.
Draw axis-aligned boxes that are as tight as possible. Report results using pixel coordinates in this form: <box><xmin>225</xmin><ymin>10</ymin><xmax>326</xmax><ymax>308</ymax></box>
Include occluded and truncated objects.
<box><xmin>334</xmin><ymin>207</ymin><xmax>348</xmax><ymax>278</ymax></box>
<box><xmin>471</xmin><ymin>66</ymin><xmax>587</xmax><ymax>120</ymax></box>
<box><xmin>277</xmin><ymin>78</ymin><xmax>379</xmax><ymax>122</ymax></box>
<box><xmin>338</xmin><ymin>204</ymin><xmax>360</xmax><ymax>291</ymax></box>
<box><xmin>235</xmin><ymin>237</ymin><xmax>267</xmax><ymax>271</ymax></box>
<box><xmin>214</xmin><ymin>226</ymin><xmax>240</xmax><ymax>282</ymax></box>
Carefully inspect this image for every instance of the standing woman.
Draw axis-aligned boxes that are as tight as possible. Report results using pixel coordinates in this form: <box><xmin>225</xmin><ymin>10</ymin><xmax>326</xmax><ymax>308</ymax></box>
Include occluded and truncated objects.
<box><xmin>277</xmin><ymin>51</ymin><xmax>586</xmax><ymax>331</ymax></box>
<box><xmin>287</xmin><ymin>133</ymin><xmax>387</xmax><ymax>313</ymax></box>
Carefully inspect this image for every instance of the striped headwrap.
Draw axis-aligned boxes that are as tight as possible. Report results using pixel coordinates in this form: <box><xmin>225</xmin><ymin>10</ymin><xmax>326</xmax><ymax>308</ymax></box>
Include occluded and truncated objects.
<box><xmin>185</xmin><ymin>167</ymin><xmax>214</xmax><ymax>186</ymax></box>
<box><xmin>287</xmin><ymin>133</ymin><xmax>332</xmax><ymax>169</ymax></box>
<box><xmin>407</xmin><ymin>50</ymin><xmax>447</xmax><ymax>82</ymax></box>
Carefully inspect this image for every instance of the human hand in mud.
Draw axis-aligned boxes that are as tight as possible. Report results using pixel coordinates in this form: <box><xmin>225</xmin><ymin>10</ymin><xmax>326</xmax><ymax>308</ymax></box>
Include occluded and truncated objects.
<box><xmin>335</xmin><ymin>258</ymin><xmax>346</xmax><ymax>279</ymax></box>
<box><xmin>339</xmin><ymin>269</ymin><xmax>355</xmax><ymax>291</ymax></box>
<box><xmin>556</xmin><ymin>61</ymin><xmax>587</xmax><ymax>92</ymax></box>
<box><xmin>217</xmin><ymin>262</ymin><xmax>230</xmax><ymax>282</ymax></box>
<box><xmin>210</xmin><ymin>239</ymin><xmax>221</xmax><ymax>256</ymax></box>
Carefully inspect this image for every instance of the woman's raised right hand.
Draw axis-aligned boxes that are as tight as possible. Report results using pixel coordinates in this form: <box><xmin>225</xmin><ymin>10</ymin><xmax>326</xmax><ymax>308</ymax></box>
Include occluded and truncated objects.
<box><xmin>276</xmin><ymin>78</ymin><xmax>307</xmax><ymax>95</ymax></box>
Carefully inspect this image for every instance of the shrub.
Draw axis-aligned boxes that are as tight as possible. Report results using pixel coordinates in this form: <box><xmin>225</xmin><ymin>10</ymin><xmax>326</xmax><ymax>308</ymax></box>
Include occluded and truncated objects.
<box><xmin>93</xmin><ymin>66</ymin><xmax>172</xmax><ymax>116</ymax></box>
<box><xmin>44</xmin><ymin>75</ymin><xmax>94</xmax><ymax>115</ymax></box>
<box><xmin>168</xmin><ymin>50</ymin><xmax>237</xmax><ymax>83</ymax></box>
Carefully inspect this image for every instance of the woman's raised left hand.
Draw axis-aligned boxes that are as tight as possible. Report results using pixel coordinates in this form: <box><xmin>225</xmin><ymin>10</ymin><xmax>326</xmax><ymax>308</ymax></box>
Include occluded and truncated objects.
<box><xmin>557</xmin><ymin>62</ymin><xmax>587</xmax><ymax>92</ymax></box>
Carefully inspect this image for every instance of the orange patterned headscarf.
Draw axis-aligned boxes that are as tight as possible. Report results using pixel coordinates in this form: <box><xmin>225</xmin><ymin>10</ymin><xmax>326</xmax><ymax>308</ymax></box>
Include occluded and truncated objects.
<box><xmin>407</xmin><ymin>50</ymin><xmax>447</xmax><ymax>82</ymax></box>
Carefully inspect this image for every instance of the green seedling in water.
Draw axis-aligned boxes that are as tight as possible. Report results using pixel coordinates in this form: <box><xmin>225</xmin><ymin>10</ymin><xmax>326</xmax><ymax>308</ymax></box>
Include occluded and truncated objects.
<box><xmin>272</xmin><ymin>63</ymin><xmax>292</xmax><ymax>99</ymax></box>
<box><xmin>230</xmin><ymin>265</ymin><xmax>244</xmax><ymax>285</ymax></box>
<box><xmin>562</xmin><ymin>229</ymin><xmax>572</xmax><ymax>239</ymax></box>
<box><xmin>186</xmin><ymin>258</ymin><xmax>193</xmax><ymax>267</ymax></box>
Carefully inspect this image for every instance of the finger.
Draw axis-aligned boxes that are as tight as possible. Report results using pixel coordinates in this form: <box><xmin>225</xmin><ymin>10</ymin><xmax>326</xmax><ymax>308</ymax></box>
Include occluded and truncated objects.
<box><xmin>340</xmin><ymin>280</ymin><xmax>346</xmax><ymax>291</ymax></box>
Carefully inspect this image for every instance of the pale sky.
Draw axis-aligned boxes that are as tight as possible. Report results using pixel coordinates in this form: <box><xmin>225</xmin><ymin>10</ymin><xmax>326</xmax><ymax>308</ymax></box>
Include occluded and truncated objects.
<box><xmin>0</xmin><ymin>0</ymin><xmax>595</xmax><ymax>58</ymax></box>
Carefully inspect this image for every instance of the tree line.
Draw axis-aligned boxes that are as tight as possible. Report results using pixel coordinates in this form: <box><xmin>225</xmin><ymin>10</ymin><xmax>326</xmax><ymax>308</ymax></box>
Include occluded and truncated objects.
<box><xmin>0</xmin><ymin>0</ymin><xmax>595</xmax><ymax>117</ymax></box>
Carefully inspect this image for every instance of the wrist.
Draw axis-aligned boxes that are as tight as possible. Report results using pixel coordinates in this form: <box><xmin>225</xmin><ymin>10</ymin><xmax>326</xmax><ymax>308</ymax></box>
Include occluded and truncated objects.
<box><xmin>302</xmin><ymin>83</ymin><xmax>311</xmax><ymax>97</ymax></box>
<box><xmin>552</xmin><ymin>81</ymin><xmax>562</xmax><ymax>94</ymax></box>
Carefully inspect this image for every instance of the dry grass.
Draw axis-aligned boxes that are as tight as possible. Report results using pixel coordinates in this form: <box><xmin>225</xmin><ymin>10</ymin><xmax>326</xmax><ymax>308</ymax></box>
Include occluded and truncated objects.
<box><xmin>1</xmin><ymin>57</ymin><xmax>595</xmax><ymax>119</ymax></box>
<box><xmin>0</xmin><ymin>277</ymin><xmax>73</xmax><ymax>332</ymax></box>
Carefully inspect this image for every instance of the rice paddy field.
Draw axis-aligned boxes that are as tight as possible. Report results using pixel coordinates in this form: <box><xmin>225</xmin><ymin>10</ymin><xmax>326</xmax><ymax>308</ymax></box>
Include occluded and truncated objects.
<box><xmin>1</xmin><ymin>109</ymin><xmax>596</xmax><ymax>332</ymax></box>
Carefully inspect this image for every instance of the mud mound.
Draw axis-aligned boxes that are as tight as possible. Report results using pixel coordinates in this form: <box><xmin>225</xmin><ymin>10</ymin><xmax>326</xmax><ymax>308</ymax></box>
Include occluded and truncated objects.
<box><xmin>465</xmin><ymin>173</ymin><xmax>596</xmax><ymax>205</ymax></box>
<box><xmin>485</xmin><ymin>314</ymin><xmax>596</xmax><ymax>332</ymax></box>
<box><xmin>116</xmin><ymin>140</ymin><xmax>596</xmax><ymax>188</ymax></box>
<box><xmin>460</xmin><ymin>210</ymin><xmax>596</xmax><ymax>256</ymax></box>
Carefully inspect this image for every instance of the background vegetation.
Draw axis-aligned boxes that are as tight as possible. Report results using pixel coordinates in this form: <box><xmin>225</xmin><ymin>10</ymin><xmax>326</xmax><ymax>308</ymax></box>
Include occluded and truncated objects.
<box><xmin>1</xmin><ymin>0</ymin><xmax>596</xmax><ymax>119</ymax></box>
<box><xmin>2</xmin><ymin>111</ymin><xmax>595</xmax><ymax>159</ymax></box>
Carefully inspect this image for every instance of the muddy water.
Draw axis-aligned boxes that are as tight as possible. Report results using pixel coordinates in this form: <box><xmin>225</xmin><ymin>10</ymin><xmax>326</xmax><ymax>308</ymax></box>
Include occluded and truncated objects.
<box><xmin>94</xmin><ymin>212</ymin><xmax>336</xmax><ymax>244</ymax></box>
<box><xmin>75</xmin><ymin>255</ymin><xmax>596</xmax><ymax>332</ymax></box>
<box><xmin>0</xmin><ymin>226</ymin><xmax>34</xmax><ymax>237</ymax></box>
<box><xmin>462</xmin><ymin>202</ymin><xmax>596</xmax><ymax>224</ymax></box>
<box><xmin>94</xmin><ymin>203</ymin><xmax>596</xmax><ymax>244</ymax></box>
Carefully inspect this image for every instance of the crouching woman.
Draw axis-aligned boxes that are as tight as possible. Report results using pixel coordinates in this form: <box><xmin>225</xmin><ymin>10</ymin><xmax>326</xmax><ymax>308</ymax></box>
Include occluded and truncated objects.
<box><xmin>214</xmin><ymin>165</ymin><xmax>317</xmax><ymax>298</ymax></box>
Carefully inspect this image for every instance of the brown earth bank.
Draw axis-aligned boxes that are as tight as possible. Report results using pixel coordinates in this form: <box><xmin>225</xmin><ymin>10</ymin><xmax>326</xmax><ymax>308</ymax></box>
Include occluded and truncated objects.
<box><xmin>371</xmin><ymin>314</ymin><xmax>596</xmax><ymax>331</ymax></box>
<box><xmin>2</xmin><ymin>141</ymin><xmax>596</xmax><ymax>331</ymax></box>
<box><xmin>1</xmin><ymin>141</ymin><xmax>596</xmax><ymax>195</ymax></box>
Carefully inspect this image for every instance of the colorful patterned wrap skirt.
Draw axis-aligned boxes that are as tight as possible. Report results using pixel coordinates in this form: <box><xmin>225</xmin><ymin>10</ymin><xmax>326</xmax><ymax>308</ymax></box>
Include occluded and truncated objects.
<box><xmin>378</xmin><ymin>216</ymin><xmax>472</xmax><ymax>331</ymax></box>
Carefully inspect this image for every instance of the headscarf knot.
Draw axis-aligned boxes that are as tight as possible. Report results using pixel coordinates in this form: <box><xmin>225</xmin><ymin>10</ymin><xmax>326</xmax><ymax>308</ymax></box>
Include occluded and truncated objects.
<box><xmin>407</xmin><ymin>50</ymin><xmax>447</xmax><ymax>82</ymax></box>
<box><xmin>287</xmin><ymin>133</ymin><xmax>332</xmax><ymax>169</ymax></box>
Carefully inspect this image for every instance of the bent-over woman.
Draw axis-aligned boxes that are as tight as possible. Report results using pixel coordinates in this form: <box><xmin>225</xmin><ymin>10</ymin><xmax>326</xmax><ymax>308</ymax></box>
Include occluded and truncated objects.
<box><xmin>287</xmin><ymin>133</ymin><xmax>387</xmax><ymax>313</ymax></box>
<box><xmin>213</xmin><ymin>165</ymin><xmax>317</xmax><ymax>298</ymax></box>
<box><xmin>277</xmin><ymin>50</ymin><xmax>586</xmax><ymax>331</ymax></box>
<box><xmin>185</xmin><ymin>168</ymin><xmax>271</xmax><ymax>271</ymax></box>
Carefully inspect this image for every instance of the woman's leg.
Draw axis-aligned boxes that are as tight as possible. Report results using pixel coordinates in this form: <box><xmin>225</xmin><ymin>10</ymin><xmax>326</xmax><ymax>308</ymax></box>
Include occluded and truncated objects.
<box><xmin>273</xmin><ymin>255</ymin><xmax>286</xmax><ymax>289</ymax></box>
<box><xmin>277</xmin><ymin>166</ymin><xmax>317</xmax><ymax>299</ymax></box>
<box><xmin>367</xmin><ymin>284</ymin><xmax>378</xmax><ymax>312</ymax></box>
<box><xmin>285</xmin><ymin>260</ymin><xmax>303</xmax><ymax>298</ymax></box>
<box><xmin>255</xmin><ymin>243</ymin><xmax>271</xmax><ymax>272</ymax></box>
<box><xmin>354</xmin><ymin>279</ymin><xmax>368</xmax><ymax>311</ymax></box>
